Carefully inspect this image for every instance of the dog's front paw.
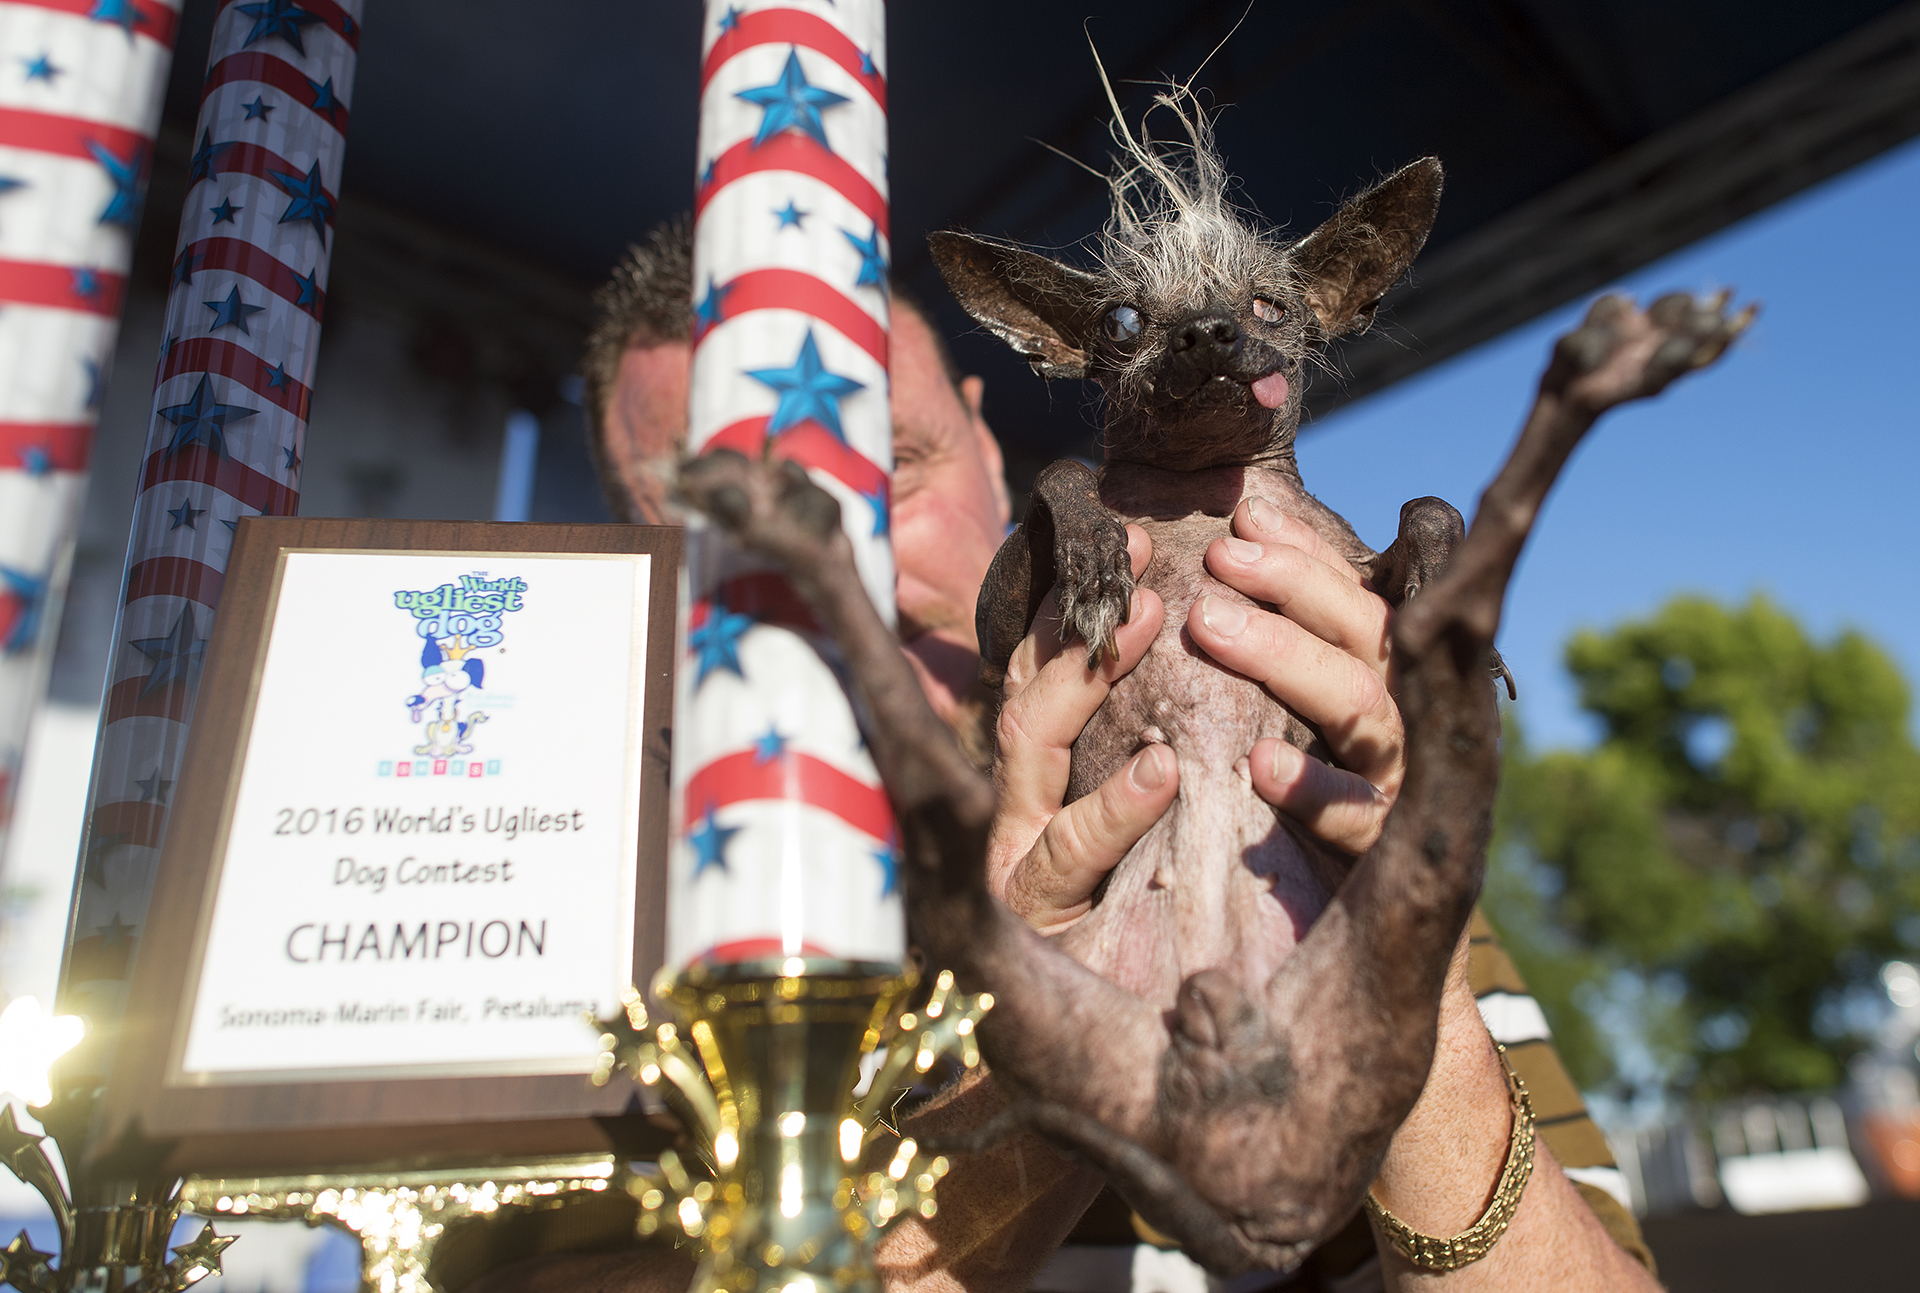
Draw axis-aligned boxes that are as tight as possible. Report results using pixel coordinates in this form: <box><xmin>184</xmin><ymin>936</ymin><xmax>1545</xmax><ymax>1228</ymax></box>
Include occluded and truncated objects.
<box><xmin>1056</xmin><ymin>510</ymin><xmax>1134</xmax><ymax>668</ymax></box>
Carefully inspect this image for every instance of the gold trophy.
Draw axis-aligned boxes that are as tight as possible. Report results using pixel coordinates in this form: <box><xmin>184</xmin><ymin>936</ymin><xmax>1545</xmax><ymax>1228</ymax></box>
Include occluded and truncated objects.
<box><xmin>593</xmin><ymin>962</ymin><xmax>990</xmax><ymax>1293</ymax></box>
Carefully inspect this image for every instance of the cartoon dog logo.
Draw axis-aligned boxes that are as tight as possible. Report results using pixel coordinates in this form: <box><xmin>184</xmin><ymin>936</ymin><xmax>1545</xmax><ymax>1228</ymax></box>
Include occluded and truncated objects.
<box><xmin>407</xmin><ymin>637</ymin><xmax>488</xmax><ymax>755</ymax></box>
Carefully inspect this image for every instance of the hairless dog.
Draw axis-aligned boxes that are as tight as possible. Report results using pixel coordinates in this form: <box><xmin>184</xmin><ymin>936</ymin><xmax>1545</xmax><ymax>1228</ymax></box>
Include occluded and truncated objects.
<box><xmin>677</xmin><ymin>91</ymin><xmax>1750</xmax><ymax>1278</ymax></box>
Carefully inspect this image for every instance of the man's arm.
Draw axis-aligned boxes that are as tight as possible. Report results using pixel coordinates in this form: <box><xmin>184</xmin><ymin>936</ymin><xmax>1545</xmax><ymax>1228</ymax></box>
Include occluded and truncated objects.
<box><xmin>1363</xmin><ymin>931</ymin><xmax>1656</xmax><ymax>1290</ymax></box>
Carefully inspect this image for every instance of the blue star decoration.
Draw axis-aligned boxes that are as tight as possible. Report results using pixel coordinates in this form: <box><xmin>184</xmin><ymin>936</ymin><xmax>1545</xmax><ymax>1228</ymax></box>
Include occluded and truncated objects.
<box><xmin>204</xmin><ymin>285</ymin><xmax>264</xmax><ymax>334</ymax></box>
<box><xmin>306</xmin><ymin>75</ymin><xmax>341</xmax><ymax>123</ymax></box>
<box><xmin>773</xmin><ymin>199</ymin><xmax>808</xmax><ymax>229</ymax></box>
<box><xmin>21</xmin><ymin>53</ymin><xmax>62</xmax><ymax>83</ymax></box>
<box><xmin>752</xmin><ymin>726</ymin><xmax>788</xmax><ymax>764</ymax></box>
<box><xmin>220</xmin><ymin>512</ymin><xmax>246</xmax><ymax>535</ymax></box>
<box><xmin>158</xmin><ymin>374</ymin><xmax>256</xmax><ymax>460</ymax></box>
<box><xmin>699</xmin><ymin>157</ymin><xmax>717</xmax><ymax>189</ymax></box>
<box><xmin>265</xmin><ymin>361</ymin><xmax>291</xmax><ymax>389</ymax></box>
<box><xmin>694</xmin><ymin>276</ymin><xmax>733</xmax><ymax>331</ymax></box>
<box><xmin>746</xmin><ymin>328</ymin><xmax>864</xmax><ymax>440</ymax></box>
<box><xmin>167</xmin><ymin>498</ymin><xmax>205</xmax><ymax>530</ymax></box>
<box><xmin>291</xmin><ymin>265</ymin><xmax>320</xmax><ymax>308</ymax></box>
<box><xmin>69</xmin><ymin>267</ymin><xmax>101</xmax><ymax>300</ymax></box>
<box><xmin>688</xmin><ymin>803</ymin><xmax>742</xmax><ymax>878</ymax></box>
<box><xmin>0</xmin><ymin>565</ymin><xmax>48</xmax><ymax>655</ymax></box>
<box><xmin>718</xmin><ymin>5</ymin><xmax>743</xmax><ymax>34</ymax></box>
<box><xmin>243</xmin><ymin>95</ymin><xmax>274</xmax><ymax>121</ymax></box>
<box><xmin>0</xmin><ymin>174</ymin><xmax>26</xmax><ymax>203</ymax></box>
<box><xmin>842</xmin><ymin>223</ymin><xmax>887</xmax><ymax>293</ymax></box>
<box><xmin>689</xmin><ymin>601</ymin><xmax>754</xmax><ymax>687</ymax></box>
<box><xmin>133</xmin><ymin>772</ymin><xmax>172</xmax><ymax>804</ymax></box>
<box><xmin>171</xmin><ymin>246</ymin><xmax>204</xmax><ymax>286</ymax></box>
<box><xmin>270</xmin><ymin>161</ymin><xmax>334</xmax><ymax>238</ymax></box>
<box><xmin>209</xmin><ymin>196</ymin><xmax>240</xmax><ymax>224</ymax></box>
<box><xmin>282</xmin><ymin>442</ymin><xmax>302</xmax><ymax>470</ymax></box>
<box><xmin>859</xmin><ymin>48</ymin><xmax>877</xmax><ymax>78</ymax></box>
<box><xmin>85</xmin><ymin>138</ymin><xmax>143</xmax><ymax>226</ymax></box>
<box><xmin>872</xmin><ymin>840</ymin><xmax>901</xmax><ymax>899</ymax></box>
<box><xmin>735</xmin><ymin>47</ymin><xmax>848</xmax><ymax>150</ymax></box>
<box><xmin>20</xmin><ymin>445</ymin><xmax>51</xmax><ymax>477</ymax></box>
<box><xmin>129</xmin><ymin>606</ymin><xmax>207</xmax><ymax>697</ymax></box>
<box><xmin>82</xmin><ymin>356</ymin><xmax>108</xmax><ymax>409</ymax></box>
<box><xmin>859</xmin><ymin>485</ymin><xmax>888</xmax><ymax>537</ymax></box>
<box><xmin>88</xmin><ymin>0</ymin><xmax>146</xmax><ymax>37</ymax></box>
<box><xmin>238</xmin><ymin>0</ymin><xmax>324</xmax><ymax>55</ymax></box>
<box><xmin>186</xmin><ymin>129</ymin><xmax>233</xmax><ymax>185</ymax></box>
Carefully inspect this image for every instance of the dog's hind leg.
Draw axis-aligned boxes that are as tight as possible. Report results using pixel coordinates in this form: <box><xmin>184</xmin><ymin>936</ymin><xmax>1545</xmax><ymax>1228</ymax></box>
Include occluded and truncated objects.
<box><xmin>1134</xmin><ymin>292</ymin><xmax>1754</xmax><ymax>1264</ymax></box>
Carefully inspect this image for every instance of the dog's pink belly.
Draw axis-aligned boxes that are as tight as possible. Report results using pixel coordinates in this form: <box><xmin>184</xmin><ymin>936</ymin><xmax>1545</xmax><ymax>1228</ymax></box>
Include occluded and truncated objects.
<box><xmin>1057</xmin><ymin>488</ymin><xmax>1345</xmax><ymax>1009</ymax></box>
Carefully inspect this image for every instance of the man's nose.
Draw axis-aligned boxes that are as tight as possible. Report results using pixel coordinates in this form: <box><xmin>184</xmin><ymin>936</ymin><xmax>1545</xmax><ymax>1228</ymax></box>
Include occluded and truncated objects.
<box><xmin>1170</xmin><ymin>314</ymin><xmax>1242</xmax><ymax>368</ymax></box>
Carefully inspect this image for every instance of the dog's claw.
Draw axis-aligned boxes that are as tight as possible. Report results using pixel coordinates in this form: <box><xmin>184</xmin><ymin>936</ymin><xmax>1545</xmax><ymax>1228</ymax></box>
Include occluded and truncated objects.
<box><xmin>1062</xmin><ymin>514</ymin><xmax>1135</xmax><ymax>669</ymax></box>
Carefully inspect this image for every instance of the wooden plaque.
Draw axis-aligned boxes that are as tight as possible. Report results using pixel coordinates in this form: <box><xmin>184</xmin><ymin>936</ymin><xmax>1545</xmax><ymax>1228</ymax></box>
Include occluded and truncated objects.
<box><xmin>106</xmin><ymin>519</ymin><xmax>681</xmax><ymax>1174</ymax></box>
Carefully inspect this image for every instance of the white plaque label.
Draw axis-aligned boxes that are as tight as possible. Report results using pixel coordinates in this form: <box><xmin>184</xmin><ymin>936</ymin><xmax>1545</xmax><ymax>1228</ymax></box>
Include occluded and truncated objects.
<box><xmin>179</xmin><ymin>551</ymin><xmax>650</xmax><ymax>1081</ymax></box>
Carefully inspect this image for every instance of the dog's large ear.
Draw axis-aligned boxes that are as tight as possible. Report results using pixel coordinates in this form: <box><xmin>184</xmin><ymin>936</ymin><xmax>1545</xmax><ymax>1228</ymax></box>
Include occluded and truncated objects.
<box><xmin>1293</xmin><ymin>157</ymin><xmax>1443</xmax><ymax>339</ymax></box>
<box><xmin>928</xmin><ymin>231</ymin><xmax>1106</xmax><ymax>379</ymax></box>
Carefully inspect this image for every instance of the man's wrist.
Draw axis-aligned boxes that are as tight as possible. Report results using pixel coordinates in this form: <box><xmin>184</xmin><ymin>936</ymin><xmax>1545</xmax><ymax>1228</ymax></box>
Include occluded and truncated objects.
<box><xmin>1367</xmin><ymin>1044</ymin><xmax>1536</xmax><ymax>1271</ymax></box>
<box><xmin>1369</xmin><ymin>939</ymin><xmax>1513</xmax><ymax>1236</ymax></box>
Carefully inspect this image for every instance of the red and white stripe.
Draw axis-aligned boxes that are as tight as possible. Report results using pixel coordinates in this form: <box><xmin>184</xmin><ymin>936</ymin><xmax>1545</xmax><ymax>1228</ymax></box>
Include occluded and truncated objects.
<box><xmin>669</xmin><ymin>0</ymin><xmax>901</xmax><ymax>970</ymax></box>
<box><xmin>61</xmin><ymin>0</ymin><xmax>362</xmax><ymax>1018</ymax></box>
<box><xmin>0</xmin><ymin>0</ymin><xmax>177</xmax><ymax>874</ymax></box>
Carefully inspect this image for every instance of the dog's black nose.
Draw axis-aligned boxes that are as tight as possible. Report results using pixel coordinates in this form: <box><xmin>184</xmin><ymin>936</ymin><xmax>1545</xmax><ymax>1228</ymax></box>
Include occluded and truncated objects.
<box><xmin>1170</xmin><ymin>314</ymin><xmax>1241</xmax><ymax>364</ymax></box>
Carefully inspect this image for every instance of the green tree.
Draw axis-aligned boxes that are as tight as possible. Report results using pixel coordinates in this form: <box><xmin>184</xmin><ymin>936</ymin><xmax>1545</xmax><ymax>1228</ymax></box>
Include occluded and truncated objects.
<box><xmin>1487</xmin><ymin>594</ymin><xmax>1920</xmax><ymax>1101</ymax></box>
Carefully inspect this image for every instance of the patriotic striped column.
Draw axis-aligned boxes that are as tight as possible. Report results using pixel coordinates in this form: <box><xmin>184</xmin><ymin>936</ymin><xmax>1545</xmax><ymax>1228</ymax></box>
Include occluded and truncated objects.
<box><xmin>60</xmin><ymin>0</ymin><xmax>361</xmax><ymax>1026</ymax></box>
<box><xmin>0</xmin><ymin>0</ymin><xmax>178</xmax><ymax>886</ymax></box>
<box><xmin>668</xmin><ymin>0</ymin><xmax>900</xmax><ymax>973</ymax></box>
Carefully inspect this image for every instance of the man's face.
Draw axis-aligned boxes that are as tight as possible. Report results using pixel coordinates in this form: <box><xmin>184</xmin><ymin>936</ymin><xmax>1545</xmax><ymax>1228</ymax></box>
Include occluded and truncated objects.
<box><xmin>601</xmin><ymin>344</ymin><xmax>691</xmax><ymax>526</ymax></box>
<box><xmin>601</xmin><ymin>304</ymin><xmax>1011</xmax><ymax>743</ymax></box>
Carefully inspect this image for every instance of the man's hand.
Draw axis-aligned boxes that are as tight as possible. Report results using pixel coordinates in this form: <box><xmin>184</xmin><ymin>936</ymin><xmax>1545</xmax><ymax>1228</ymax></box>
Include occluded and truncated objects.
<box><xmin>986</xmin><ymin>525</ymin><xmax>1177</xmax><ymax>933</ymax></box>
<box><xmin>1185</xmin><ymin>495</ymin><xmax>1404</xmax><ymax>853</ymax></box>
<box><xmin>993</xmin><ymin>496</ymin><xmax>1408</xmax><ymax>931</ymax></box>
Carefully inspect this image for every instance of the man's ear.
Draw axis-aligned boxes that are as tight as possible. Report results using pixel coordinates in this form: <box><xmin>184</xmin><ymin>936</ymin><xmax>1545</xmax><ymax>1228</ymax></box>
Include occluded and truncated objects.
<box><xmin>928</xmin><ymin>231</ymin><xmax>1106</xmax><ymax>380</ymax></box>
<box><xmin>1292</xmin><ymin>157</ymin><xmax>1443</xmax><ymax>339</ymax></box>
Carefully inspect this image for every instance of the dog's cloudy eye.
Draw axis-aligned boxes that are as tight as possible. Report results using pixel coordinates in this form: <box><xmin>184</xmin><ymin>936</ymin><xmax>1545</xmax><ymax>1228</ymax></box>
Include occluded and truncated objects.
<box><xmin>1252</xmin><ymin>297</ymin><xmax>1283</xmax><ymax>324</ymax></box>
<box><xmin>1104</xmin><ymin>305</ymin><xmax>1143</xmax><ymax>342</ymax></box>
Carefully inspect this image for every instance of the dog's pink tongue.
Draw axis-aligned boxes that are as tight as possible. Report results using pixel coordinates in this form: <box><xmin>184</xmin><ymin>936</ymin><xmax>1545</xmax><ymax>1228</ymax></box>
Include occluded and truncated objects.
<box><xmin>1252</xmin><ymin>371</ymin><xmax>1290</xmax><ymax>409</ymax></box>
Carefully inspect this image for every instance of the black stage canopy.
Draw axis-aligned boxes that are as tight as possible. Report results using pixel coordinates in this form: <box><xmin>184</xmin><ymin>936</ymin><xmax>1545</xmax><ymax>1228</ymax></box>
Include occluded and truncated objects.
<box><xmin>154</xmin><ymin>0</ymin><xmax>1920</xmax><ymax>466</ymax></box>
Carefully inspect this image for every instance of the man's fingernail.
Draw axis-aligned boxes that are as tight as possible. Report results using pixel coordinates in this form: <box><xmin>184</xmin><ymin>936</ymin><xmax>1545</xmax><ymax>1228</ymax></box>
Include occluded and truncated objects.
<box><xmin>1222</xmin><ymin>536</ymin><xmax>1261</xmax><ymax>563</ymax></box>
<box><xmin>1129</xmin><ymin>588</ymin><xmax>1145</xmax><ymax>620</ymax></box>
<box><xmin>1130</xmin><ymin>744</ymin><xmax>1169</xmax><ymax>790</ymax></box>
<box><xmin>1245</xmin><ymin>496</ymin><xmax>1281</xmax><ymax>533</ymax></box>
<box><xmin>1200</xmin><ymin>595</ymin><xmax>1247</xmax><ymax>637</ymax></box>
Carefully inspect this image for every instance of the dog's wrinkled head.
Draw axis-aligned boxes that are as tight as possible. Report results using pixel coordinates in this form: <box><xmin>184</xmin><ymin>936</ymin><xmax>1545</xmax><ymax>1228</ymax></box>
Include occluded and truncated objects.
<box><xmin>931</xmin><ymin>91</ymin><xmax>1442</xmax><ymax>472</ymax></box>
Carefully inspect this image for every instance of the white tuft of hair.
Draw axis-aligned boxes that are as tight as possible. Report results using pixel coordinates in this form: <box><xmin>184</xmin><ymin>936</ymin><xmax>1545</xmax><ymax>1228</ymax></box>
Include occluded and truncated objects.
<box><xmin>1085</xmin><ymin>57</ymin><xmax>1293</xmax><ymax>400</ymax></box>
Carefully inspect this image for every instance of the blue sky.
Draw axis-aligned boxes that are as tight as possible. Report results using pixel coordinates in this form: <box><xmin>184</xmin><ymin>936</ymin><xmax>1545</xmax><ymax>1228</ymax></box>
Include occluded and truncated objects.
<box><xmin>1299</xmin><ymin>135</ymin><xmax>1920</xmax><ymax>752</ymax></box>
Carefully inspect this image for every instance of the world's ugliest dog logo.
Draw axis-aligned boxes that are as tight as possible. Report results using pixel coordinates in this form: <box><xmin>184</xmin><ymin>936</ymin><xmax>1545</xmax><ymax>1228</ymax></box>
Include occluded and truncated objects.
<box><xmin>386</xmin><ymin>574</ymin><xmax>529</xmax><ymax>777</ymax></box>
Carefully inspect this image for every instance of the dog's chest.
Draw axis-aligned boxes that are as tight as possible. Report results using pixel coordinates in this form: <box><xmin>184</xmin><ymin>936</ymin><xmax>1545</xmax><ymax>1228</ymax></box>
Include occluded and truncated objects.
<box><xmin>1054</xmin><ymin>467</ymin><xmax>1351</xmax><ymax>1004</ymax></box>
